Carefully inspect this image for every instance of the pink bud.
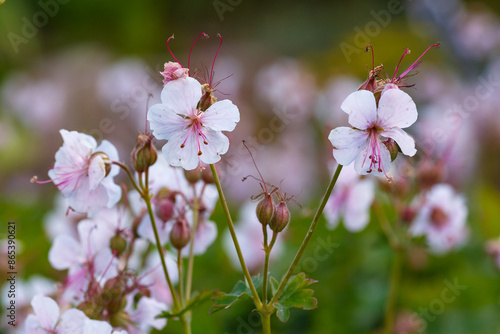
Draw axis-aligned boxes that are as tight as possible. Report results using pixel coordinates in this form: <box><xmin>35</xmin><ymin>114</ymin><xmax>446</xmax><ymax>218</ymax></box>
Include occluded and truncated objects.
<box><xmin>269</xmin><ymin>201</ymin><xmax>290</xmax><ymax>232</ymax></box>
<box><xmin>131</xmin><ymin>133</ymin><xmax>158</xmax><ymax>173</ymax></box>
<box><xmin>170</xmin><ymin>218</ymin><xmax>191</xmax><ymax>250</ymax></box>
<box><xmin>160</xmin><ymin>61</ymin><xmax>189</xmax><ymax>85</ymax></box>
<box><xmin>256</xmin><ymin>195</ymin><xmax>275</xmax><ymax>225</ymax></box>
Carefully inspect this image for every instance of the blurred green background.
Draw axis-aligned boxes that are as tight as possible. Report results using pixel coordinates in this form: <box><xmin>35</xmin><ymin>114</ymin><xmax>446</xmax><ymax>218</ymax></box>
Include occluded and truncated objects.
<box><xmin>2</xmin><ymin>0</ymin><xmax>500</xmax><ymax>333</ymax></box>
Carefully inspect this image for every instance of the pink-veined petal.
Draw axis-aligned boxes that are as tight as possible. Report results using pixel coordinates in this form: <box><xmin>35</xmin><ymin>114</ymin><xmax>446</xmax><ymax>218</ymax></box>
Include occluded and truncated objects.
<box><xmin>58</xmin><ymin>309</ymin><xmax>87</xmax><ymax>334</ymax></box>
<box><xmin>31</xmin><ymin>295</ymin><xmax>60</xmax><ymax>331</ymax></box>
<box><xmin>202</xmin><ymin>100</ymin><xmax>240</xmax><ymax>132</ymax></box>
<box><xmin>198</xmin><ymin>129</ymin><xmax>230</xmax><ymax>166</ymax></box>
<box><xmin>381</xmin><ymin>127</ymin><xmax>417</xmax><ymax>156</ymax></box>
<box><xmin>160</xmin><ymin>77</ymin><xmax>201</xmax><ymax>118</ymax></box>
<box><xmin>93</xmin><ymin>248</ymin><xmax>119</xmax><ymax>283</ymax></box>
<box><xmin>131</xmin><ymin>297</ymin><xmax>167</xmax><ymax>331</ymax></box>
<box><xmin>340</xmin><ymin>90</ymin><xmax>377</xmax><ymax>130</ymax></box>
<box><xmin>147</xmin><ymin>103</ymin><xmax>190</xmax><ymax>141</ymax></box>
<box><xmin>68</xmin><ymin>178</ymin><xmax>109</xmax><ymax>216</ymax></box>
<box><xmin>49</xmin><ymin>236</ymin><xmax>82</xmax><ymax>270</ymax></box>
<box><xmin>328</xmin><ymin>127</ymin><xmax>368</xmax><ymax>166</ymax></box>
<box><xmin>56</xmin><ymin>130</ymin><xmax>96</xmax><ymax>167</ymax></box>
<box><xmin>377</xmin><ymin>89</ymin><xmax>417</xmax><ymax>129</ymax></box>
<box><xmin>162</xmin><ymin>129</ymin><xmax>200</xmax><ymax>170</ymax></box>
<box><xmin>88</xmin><ymin>155</ymin><xmax>106</xmax><ymax>191</ymax></box>
<box><xmin>354</xmin><ymin>140</ymin><xmax>392</xmax><ymax>176</ymax></box>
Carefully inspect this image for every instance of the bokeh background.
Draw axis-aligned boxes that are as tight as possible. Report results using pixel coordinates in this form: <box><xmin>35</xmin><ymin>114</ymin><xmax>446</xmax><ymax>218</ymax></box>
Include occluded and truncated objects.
<box><xmin>2</xmin><ymin>0</ymin><xmax>500</xmax><ymax>333</ymax></box>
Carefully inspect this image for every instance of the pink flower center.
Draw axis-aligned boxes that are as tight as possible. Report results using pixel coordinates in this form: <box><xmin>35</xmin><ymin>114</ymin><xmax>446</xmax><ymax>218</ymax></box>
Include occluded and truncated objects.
<box><xmin>430</xmin><ymin>206</ymin><xmax>448</xmax><ymax>228</ymax></box>
<box><xmin>180</xmin><ymin>115</ymin><xmax>209</xmax><ymax>156</ymax></box>
<box><xmin>363</xmin><ymin>126</ymin><xmax>389</xmax><ymax>177</ymax></box>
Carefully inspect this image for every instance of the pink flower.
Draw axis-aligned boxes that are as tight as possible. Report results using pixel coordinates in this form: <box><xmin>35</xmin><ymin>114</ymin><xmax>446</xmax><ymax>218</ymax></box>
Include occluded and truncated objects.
<box><xmin>160</xmin><ymin>62</ymin><xmax>189</xmax><ymax>85</ymax></box>
<box><xmin>147</xmin><ymin>77</ymin><xmax>240</xmax><ymax>170</ymax></box>
<box><xmin>45</xmin><ymin>130</ymin><xmax>122</xmax><ymax>215</ymax></box>
<box><xmin>328</xmin><ymin>89</ymin><xmax>417</xmax><ymax>178</ymax></box>
<box><xmin>409</xmin><ymin>184</ymin><xmax>468</xmax><ymax>254</ymax></box>
<box><xmin>324</xmin><ymin>165</ymin><xmax>374</xmax><ymax>232</ymax></box>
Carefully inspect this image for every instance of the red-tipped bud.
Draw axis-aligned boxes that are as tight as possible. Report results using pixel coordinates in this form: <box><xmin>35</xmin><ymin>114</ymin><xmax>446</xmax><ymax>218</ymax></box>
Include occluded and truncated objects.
<box><xmin>131</xmin><ymin>134</ymin><xmax>158</xmax><ymax>173</ymax></box>
<box><xmin>155</xmin><ymin>187</ymin><xmax>176</xmax><ymax>223</ymax></box>
<box><xmin>184</xmin><ymin>168</ymin><xmax>202</xmax><ymax>184</ymax></box>
<box><xmin>256</xmin><ymin>195</ymin><xmax>275</xmax><ymax>225</ymax></box>
<box><xmin>383</xmin><ymin>138</ymin><xmax>399</xmax><ymax>162</ymax></box>
<box><xmin>170</xmin><ymin>218</ymin><xmax>191</xmax><ymax>250</ymax></box>
<box><xmin>401</xmin><ymin>207</ymin><xmax>416</xmax><ymax>224</ymax></box>
<box><xmin>269</xmin><ymin>201</ymin><xmax>290</xmax><ymax>232</ymax></box>
<box><xmin>90</xmin><ymin>151</ymin><xmax>112</xmax><ymax>177</ymax></box>
<box><xmin>109</xmin><ymin>233</ymin><xmax>127</xmax><ymax>256</ymax></box>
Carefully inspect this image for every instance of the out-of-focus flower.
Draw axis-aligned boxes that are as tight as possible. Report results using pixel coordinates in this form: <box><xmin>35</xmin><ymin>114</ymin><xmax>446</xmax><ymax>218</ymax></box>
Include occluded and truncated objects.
<box><xmin>148</xmin><ymin>77</ymin><xmax>240</xmax><ymax>170</ymax></box>
<box><xmin>126</xmin><ymin>296</ymin><xmax>167</xmax><ymax>334</ymax></box>
<box><xmin>223</xmin><ymin>202</ymin><xmax>283</xmax><ymax>272</ymax></box>
<box><xmin>315</xmin><ymin>75</ymin><xmax>360</xmax><ymax>126</ymax></box>
<box><xmin>138</xmin><ymin>252</ymin><xmax>178</xmax><ymax>306</ymax></box>
<box><xmin>329</xmin><ymin>89</ymin><xmax>417</xmax><ymax>178</ymax></box>
<box><xmin>43</xmin><ymin>194</ymin><xmax>85</xmax><ymax>241</ymax></box>
<box><xmin>486</xmin><ymin>237</ymin><xmax>500</xmax><ymax>270</ymax></box>
<box><xmin>324</xmin><ymin>165</ymin><xmax>375</xmax><ymax>232</ymax></box>
<box><xmin>39</xmin><ymin>130</ymin><xmax>121</xmax><ymax>216</ymax></box>
<box><xmin>160</xmin><ymin>62</ymin><xmax>189</xmax><ymax>85</ymax></box>
<box><xmin>409</xmin><ymin>184</ymin><xmax>468</xmax><ymax>253</ymax></box>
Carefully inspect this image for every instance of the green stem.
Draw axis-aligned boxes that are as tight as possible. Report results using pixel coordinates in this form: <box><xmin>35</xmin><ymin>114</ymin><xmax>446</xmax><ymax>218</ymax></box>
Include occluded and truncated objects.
<box><xmin>112</xmin><ymin>161</ymin><xmax>141</xmax><ymax>193</ymax></box>
<box><xmin>270</xmin><ymin>165</ymin><xmax>342</xmax><ymax>306</ymax></box>
<box><xmin>260</xmin><ymin>312</ymin><xmax>272</xmax><ymax>334</ymax></box>
<box><xmin>180</xmin><ymin>316</ymin><xmax>192</xmax><ymax>334</ymax></box>
<box><xmin>262</xmin><ymin>224</ymin><xmax>269</xmax><ymax>305</ymax></box>
<box><xmin>383</xmin><ymin>249</ymin><xmax>403</xmax><ymax>334</ymax></box>
<box><xmin>185</xmin><ymin>186</ymin><xmax>199</xmax><ymax>302</ymax></box>
<box><xmin>209</xmin><ymin>164</ymin><xmax>263</xmax><ymax>309</ymax></box>
<box><xmin>178</xmin><ymin>250</ymin><xmax>185</xmax><ymax>307</ymax></box>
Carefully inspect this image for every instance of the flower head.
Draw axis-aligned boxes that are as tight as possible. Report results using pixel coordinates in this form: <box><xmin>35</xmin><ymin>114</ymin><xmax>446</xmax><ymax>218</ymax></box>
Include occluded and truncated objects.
<box><xmin>329</xmin><ymin>89</ymin><xmax>417</xmax><ymax>178</ymax></box>
<box><xmin>160</xmin><ymin>62</ymin><xmax>189</xmax><ymax>85</ymax></box>
<box><xmin>34</xmin><ymin>130</ymin><xmax>122</xmax><ymax>216</ymax></box>
<box><xmin>147</xmin><ymin>77</ymin><xmax>239</xmax><ymax>170</ymax></box>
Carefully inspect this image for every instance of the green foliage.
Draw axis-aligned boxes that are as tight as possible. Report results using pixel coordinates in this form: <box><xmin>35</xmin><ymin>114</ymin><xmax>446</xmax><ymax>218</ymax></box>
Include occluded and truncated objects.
<box><xmin>157</xmin><ymin>290</ymin><xmax>218</xmax><ymax>319</ymax></box>
<box><xmin>209</xmin><ymin>275</ymin><xmax>263</xmax><ymax>314</ymax></box>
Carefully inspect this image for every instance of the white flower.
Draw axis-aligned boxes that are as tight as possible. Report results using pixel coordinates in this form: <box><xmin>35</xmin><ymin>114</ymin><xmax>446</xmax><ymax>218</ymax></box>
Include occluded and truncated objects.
<box><xmin>147</xmin><ymin>77</ymin><xmax>240</xmax><ymax>170</ymax></box>
<box><xmin>47</xmin><ymin>130</ymin><xmax>122</xmax><ymax>215</ymax></box>
<box><xmin>324</xmin><ymin>165</ymin><xmax>374</xmax><ymax>232</ymax></box>
<box><xmin>410</xmin><ymin>184</ymin><xmax>468</xmax><ymax>254</ymax></box>
<box><xmin>126</xmin><ymin>296</ymin><xmax>167</xmax><ymax>334</ymax></box>
<box><xmin>328</xmin><ymin>89</ymin><xmax>417</xmax><ymax>177</ymax></box>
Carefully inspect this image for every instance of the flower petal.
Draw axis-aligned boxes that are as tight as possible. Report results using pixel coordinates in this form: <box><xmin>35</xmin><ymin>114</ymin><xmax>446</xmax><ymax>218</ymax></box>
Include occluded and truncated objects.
<box><xmin>83</xmin><ymin>319</ymin><xmax>112</xmax><ymax>334</ymax></box>
<box><xmin>328</xmin><ymin>127</ymin><xmax>368</xmax><ymax>166</ymax></box>
<box><xmin>162</xmin><ymin>128</ymin><xmax>200</xmax><ymax>170</ymax></box>
<box><xmin>58</xmin><ymin>309</ymin><xmax>87</xmax><ymax>334</ymax></box>
<box><xmin>199</xmin><ymin>129</ymin><xmax>230</xmax><ymax>166</ymax></box>
<box><xmin>88</xmin><ymin>155</ymin><xmax>106</xmax><ymax>191</ymax></box>
<box><xmin>56</xmin><ymin>130</ymin><xmax>96</xmax><ymax>166</ymax></box>
<box><xmin>49</xmin><ymin>235</ymin><xmax>82</xmax><ymax>270</ymax></box>
<box><xmin>340</xmin><ymin>90</ymin><xmax>377</xmax><ymax>130</ymax></box>
<box><xmin>381</xmin><ymin>127</ymin><xmax>417</xmax><ymax>156</ymax></box>
<box><xmin>202</xmin><ymin>100</ymin><xmax>240</xmax><ymax>131</ymax></box>
<box><xmin>160</xmin><ymin>77</ymin><xmax>202</xmax><ymax>117</ymax></box>
<box><xmin>344</xmin><ymin>179</ymin><xmax>374</xmax><ymax>232</ymax></box>
<box><xmin>354</xmin><ymin>139</ymin><xmax>392</xmax><ymax>176</ymax></box>
<box><xmin>31</xmin><ymin>295</ymin><xmax>60</xmax><ymax>330</ymax></box>
<box><xmin>377</xmin><ymin>89</ymin><xmax>417</xmax><ymax>129</ymax></box>
<box><xmin>148</xmin><ymin>103</ymin><xmax>191</xmax><ymax>141</ymax></box>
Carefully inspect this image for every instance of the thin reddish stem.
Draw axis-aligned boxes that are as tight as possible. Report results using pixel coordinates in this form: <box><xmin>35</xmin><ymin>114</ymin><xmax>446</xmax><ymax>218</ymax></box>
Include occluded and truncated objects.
<box><xmin>392</xmin><ymin>48</ymin><xmax>411</xmax><ymax>81</ymax></box>
<box><xmin>397</xmin><ymin>43</ymin><xmax>440</xmax><ymax>80</ymax></box>
<box><xmin>188</xmin><ymin>32</ymin><xmax>209</xmax><ymax>70</ymax></box>
<box><xmin>365</xmin><ymin>44</ymin><xmax>375</xmax><ymax>72</ymax></box>
<box><xmin>209</xmin><ymin>34</ymin><xmax>223</xmax><ymax>86</ymax></box>
<box><xmin>166</xmin><ymin>35</ymin><xmax>183</xmax><ymax>67</ymax></box>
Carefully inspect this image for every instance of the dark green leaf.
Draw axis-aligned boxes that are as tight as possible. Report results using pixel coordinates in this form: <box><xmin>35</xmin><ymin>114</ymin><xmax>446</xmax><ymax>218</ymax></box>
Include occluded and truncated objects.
<box><xmin>157</xmin><ymin>290</ymin><xmax>218</xmax><ymax>319</ymax></box>
<box><xmin>209</xmin><ymin>275</ymin><xmax>263</xmax><ymax>314</ymax></box>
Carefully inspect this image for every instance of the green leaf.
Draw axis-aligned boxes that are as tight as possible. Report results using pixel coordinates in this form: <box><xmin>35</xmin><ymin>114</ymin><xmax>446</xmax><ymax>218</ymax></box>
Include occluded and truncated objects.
<box><xmin>157</xmin><ymin>290</ymin><xmax>218</xmax><ymax>319</ymax></box>
<box><xmin>209</xmin><ymin>275</ymin><xmax>263</xmax><ymax>314</ymax></box>
<box><xmin>272</xmin><ymin>272</ymin><xmax>318</xmax><ymax>323</ymax></box>
<box><xmin>270</xmin><ymin>276</ymin><xmax>279</xmax><ymax>296</ymax></box>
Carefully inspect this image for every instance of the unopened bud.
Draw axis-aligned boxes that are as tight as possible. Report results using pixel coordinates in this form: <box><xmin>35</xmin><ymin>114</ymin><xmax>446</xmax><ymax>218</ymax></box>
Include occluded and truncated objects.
<box><xmin>156</xmin><ymin>198</ymin><xmax>175</xmax><ymax>223</ymax></box>
<box><xmin>383</xmin><ymin>138</ymin><xmax>399</xmax><ymax>162</ymax></box>
<box><xmin>109</xmin><ymin>311</ymin><xmax>131</xmax><ymax>328</ymax></box>
<box><xmin>256</xmin><ymin>195</ymin><xmax>275</xmax><ymax>225</ymax></box>
<box><xmin>401</xmin><ymin>207</ymin><xmax>416</xmax><ymax>224</ymax></box>
<box><xmin>201</xmin><ymin>166</ymin><xmax>215</xmax><ymax>184</ymax></box>
<box><xmin>110</xmin><ymin>234</ymin><xmax>127</xmax><ymax>256</ymax></box>
<box><xmin>269</xmin><ymin>201</ymin><xmax>290</xmax><ymax>232</ymax></box>
<box><xmin>184</xmin><ymin>168</ymin><xmax>202</xmax><ymax>184</ymax></box>
<box><xmin>90</xmin><ymin>151</ymin><xmax>112</xmax><ymax>177</ymax></box>
<box><xmin>131</xmin><ymin>134</ymin><xmax>158</xmax><ymax>173</ymax></box>
<box><xmin>170</xmin><ymin>218</ymin><xmax>191</xmax><ymax>250</ymax></box>
<box><xmin>78</xmin><ymin>301</ymin><xmax>102</xmax><ymax>319</ymax></box>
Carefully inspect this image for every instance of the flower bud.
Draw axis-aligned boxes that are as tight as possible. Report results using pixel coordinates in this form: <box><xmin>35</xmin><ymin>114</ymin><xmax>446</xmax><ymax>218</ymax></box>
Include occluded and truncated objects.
<box><xmin>160</xmin><ymin>61</ymin><xmax>189</xmax><ymax>85</ymax></box>
<box><xmin>78</xmin><ymin>301</ymin><xmax>102</xmax><ymax>319</ymax></box>
<box><xmin>201</xmin><ymin>166</ymin><xmax>215</xmax><ymax>184</ymax></box>
<box><xmin>184</xmin><ymin>168</ymin><xmax>202</xmax><ymax>184</ymax></box>
<box><xmin>170</xmin><ymin>218</ymin><xmax>191</xmax><ymax>250</ymax></box>
<box><xmin>256</xmin><ymin>195</ymin><xmax>275</xmax><ymax>225</ymax></box>
<box><xmin>109</xmin><ymin>233</ymin><xmax>127</xmax><ymax>256</ymax></box>
<box><xmin>109</xmin><ymin>311</ymin><xmax>131</xmax><ymax>328</ymax></box>
<box><xmin>156</xmin><ymin>198</ymin><xmax>175</xmax><ymax>223</ymax></box>
<box><xmin>90</xmin><ymin>151</ymin><xmax>112</xmax><ymax>177</ymax></box>
<box><xmin>269</xmin><ymin>201</ymin><xmax>290</xmax><ymax>232</ymax></box>
<box><xmin>198</xmin><ymin>84</ymin><xmax>217</xmax><ymax>111</ymax></box>
<box><xmin>131</xmin><ymin>134</ymin><xmax>158</xmax><ymax>173</ymax></box>
<box><xmin>383</xmin><ymin>138</ymin><xmax>399</xmax><ymax>162</ymax></box>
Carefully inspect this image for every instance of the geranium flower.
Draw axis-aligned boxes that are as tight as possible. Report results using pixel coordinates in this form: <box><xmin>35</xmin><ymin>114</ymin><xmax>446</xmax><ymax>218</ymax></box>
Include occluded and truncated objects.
<box><xmin>41</xmin><ymin>130</ymin><xmax>121</xmax><ymax>215</ymax></box>
<box><xmin>147</xmin><ymin>77</ymin><xmax>240</xmax><ymax>170</ymax></box>
<box><xmin>328</xmin><ymin>89</ymin><xmax>417</xmax><ymax>177</ymax></box>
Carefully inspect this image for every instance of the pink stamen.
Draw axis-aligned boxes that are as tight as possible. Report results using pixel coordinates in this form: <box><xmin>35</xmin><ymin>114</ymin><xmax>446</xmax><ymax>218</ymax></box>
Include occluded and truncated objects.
<box><xmin>209</xmin><ymin>34</ymin><xmax>223</xmax><ymax>87</ymax></box>
<box><xmin>397</xmin><ymin>43</ymin><xmax>440</xmax><ymax>80</ymax></box>
<box><xmin>166</xmin><ymin>35</ymin><xmax>183</xmax><ymax>67</ymax></box>
<box><xmin>392</xmin><ymin>47</ymin><xmax>411</xmax><ymax>81</ymax></box>
<box><xmin>188</xmin><ymin>33</ymin><xmax>209</xmax><ymax>70</ymax></box>
<box><xmin>97</xmin><ymin>250</ymin><xmax>118</xmax><ymax>286</ymax></box>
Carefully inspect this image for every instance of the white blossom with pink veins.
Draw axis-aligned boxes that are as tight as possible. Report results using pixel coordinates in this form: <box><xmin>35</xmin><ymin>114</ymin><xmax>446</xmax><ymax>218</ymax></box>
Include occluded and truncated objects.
<box><xmin>48</xmin><ymin>220</ymin><xmax>118</xmax><ymax>303</ymax></box>
<box><xmin>47</xmin><ymin>130</ymin><xmax>122</xmax><ymax>216</ymax></box>
<box><xmin>410</xmin><ymin>184</ymin><xmax>468</xmax><ymax>254</ymax></box>
<box><xmin>126</xmin><ymin>296</ymin><xmax>167</xmax><ymax>334</ymax></box>
<box><xmin>223</xmin><ymin>202</ymin><xmax>283</xmax><ymax>272</ymax></box>
<box><xmin>147</xmin><ymin>77</ymin><xmax>240</xmax><ymax>170</ymax></box>
<box><xmin>324</xmin><ymin>165</ymin><xmax>375</xmax><ymax>232</ymax></box>
<box><xmin>329</xmin><ymin>89</ymin><xmax>418</xmax><ymax>178</ymax></box>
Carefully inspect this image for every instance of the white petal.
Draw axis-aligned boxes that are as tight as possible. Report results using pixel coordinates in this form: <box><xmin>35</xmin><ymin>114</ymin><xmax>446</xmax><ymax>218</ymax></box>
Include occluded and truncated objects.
<box><xmin>381</xmin><ymin>128</ymin><xmax>417</xmax><ymax>156</ymax></box>
<box><xmin>328</xmin><ymin>127</ymin><xmax>368</xmax><ymax>166</ymax></box>
<box><xmin>199</xmin><ymin>129</ymin><xmax>230</xmax><ymax>166</ymax></box>
<box><xmin>162</xmin><ymin>129</ymin><xmax>200</xmax><ymax>170</ymax></box>
<box><xmin>377</xmin><ymin>89</ymin><xmax>417</xmax><ymax>129</ymax></box>
<box><xmin>354</xmin><ymin>140</ymin><xmax>392</xmax><ymax>176</ymax></box>
<box><xmin>202</xmin><ymin>100</ymin><xmax>240</xmax><ymax>132</ymax></box>
<box><xmin>181</xmin><ymin>220</ymin><xmax>217</xmax><ymax>257</ymax></box>
<box><xmin>160</xmin><ymin>77</ymin><xmax>201</xmax><ymax>117</ymax></box>
<box><xmin>83</xmin><ymin>319</ymin><xmax>112</xmax><ymax>334</ymax></box>
<box><xmin>25</xmin><ymin>314</ymin><xmax>45</xmax><ymax>334</ymax></box>
<box><xmin>58</xmin><ymin>309</ymin><xmax>87</xmax><ymax>334</ymax></box>
<box><xmin>344</xmin><ymin>180</ymin><xmax>374</xmax><ymax>232</ymax></box>
<box><xmin>95</xmin><ymin>140</ymin><xmax>119</xmax><ymax>162</ymax></box>
<box><xmin>131</xmin><ymin>297</ymin><xmax>167</xmax><ymax>331</ymax></box>
<box><xmin>88</xmin><ymin>155</ymin><xmax>106</xmax><ymax>191</ymax></box>
<box><xmin>148</xmin><ymin>103</ymin><xmax>191</xmax><ymax>141</ymax></box>
<box><xmin>49</xmin><ymin>236</ymin><xmax>82</xmax><ymax>270</ymax></box>
<box><xmin>340</xmin><ymin>90</ymin><xmax>377</xmax><ymax>130</ymax></box>
<box><xmin>57</xmin><ymin>130</ymin><xmax>96</xmax><ymax>166</ymax></box>
<box><xmin>31</xmin><ymin>295</ymin><xmax>59</xmax><ymax>330</ymax></box>
<box><xmin>101</xmin><ymin>178</ymin><xmax>122</xmax><ymax>209</ymax></box>
<box><xmin>93</xmin><ymin>248</ymin><xmax>119</xmax><ymax>282</ymax></box>
<box><xmin>324</xmin><ymin>194</ymin><xmax>342</xmax><ymax>230</ymax></box>
<box><xmin>137</xmin><ymin>214</ymin><xmax>171</xmax><ymax>245</ymax></box>
<box><xmin>68</xmin><ymin>178</ymin><xmax>109</xmax><ymax>216</ymax></box>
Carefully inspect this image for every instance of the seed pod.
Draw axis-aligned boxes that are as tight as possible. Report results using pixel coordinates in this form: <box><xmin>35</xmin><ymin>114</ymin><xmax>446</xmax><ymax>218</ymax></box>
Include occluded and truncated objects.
<box><xmin>256</xmin><ymin>195</ymin><xmax>275</xmax><ymax>225</ymax></box>
<box><xmin>131</xmin><ymin>133</ymin><xmax>158</xmax><ymax>173</ymax></box>
<box><xmin>156</xmin><ymin>198</ymin><xmax>175</xmax><ymax>223</ymax></box>
<box><xmin>170</xmin><ymin>218</ymin><xmax>191</xmax><ymax>250</ymax></box>
<box><xmin>109</xmin><ymin>234</ymin><xmax>127</xmax><ymax>256</ymax></box>
<box><xmin>184</xmin><ymin>168</ymin><xmax>202</xmax><ymax>184</ymax></box>
<box><xmin>269</xmin><ymin>201</ymin><xmax>290</xmax><ymax>232</ymax></box>
<box><xmin>383</xmin><ymin>138</ymin><xmax>399</xmax><ymax>162</ymax></box>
